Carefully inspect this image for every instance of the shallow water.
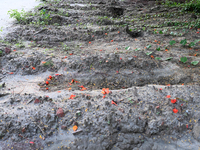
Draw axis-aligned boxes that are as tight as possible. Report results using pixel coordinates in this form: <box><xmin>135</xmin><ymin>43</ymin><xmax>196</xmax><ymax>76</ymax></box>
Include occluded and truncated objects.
<box><xmin>0</xmin><ymin>0</ymin><xmax>41</xmax><ymax>38</ymax></box>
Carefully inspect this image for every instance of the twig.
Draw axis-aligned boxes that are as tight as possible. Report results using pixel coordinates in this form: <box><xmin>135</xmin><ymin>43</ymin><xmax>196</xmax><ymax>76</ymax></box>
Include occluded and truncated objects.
<box><xmin>33</xmin><ymin>28</ymin><xmax>48</xmax><ymax>35</ymax></box>
<box><xmin>37</xmin><ymin>125</ymin><xmax>46</xmax><ymax>137</ymax></box>
<box><xmin>176</xmin><ymin>97</ymin><xmax>188</xmax><ymax>103</ymax></box>
<box><xmin>0</xmin><ymin>76</ymin><xmax>5</xmax><ymax>80</ymax></box>
<box><xmin>72</xmin><ymin>129</ymin><xmax>83</xmax><ymax>135</ymax></box>
<box><xmin>27</xmin><ymin>99</ymin><xmax>34</xmax><ymax>104</ymax></box>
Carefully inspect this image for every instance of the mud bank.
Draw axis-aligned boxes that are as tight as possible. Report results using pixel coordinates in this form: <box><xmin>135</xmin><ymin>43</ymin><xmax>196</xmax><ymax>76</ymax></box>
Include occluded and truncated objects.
<box><xmin>0</xmin><ymin>85</ymin><xmax>200</xmax><ymax>150</ymax></box>
<box><xmin>0</xmin><ymin>0</ymin><xmax>200</xmax><ymax>149</ymax></box>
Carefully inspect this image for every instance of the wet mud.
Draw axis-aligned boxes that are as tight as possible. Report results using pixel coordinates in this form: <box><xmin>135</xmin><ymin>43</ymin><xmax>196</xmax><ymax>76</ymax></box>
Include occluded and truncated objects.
<box><xmin>0</xmin><ymin>0</ymin><xmax>200</xmax><ymax>149</ymax></box>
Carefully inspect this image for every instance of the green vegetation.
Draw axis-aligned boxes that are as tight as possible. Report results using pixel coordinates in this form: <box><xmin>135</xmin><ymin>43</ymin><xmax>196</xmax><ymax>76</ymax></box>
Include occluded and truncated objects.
<box><xmin>164</xmin><ymin>0</ymin><xmax>200</xmax><ymax>13</ymax></box>
<box><xmin>180</xmin><ymin>39</ymin><xmax>187</xmax><ymax>46</ymax></box>
<box><xmin>7</xmin><ymin>9</ymin><xmax>26</xmax><ymax>23</ymax></box>
<box><xmin>7</xmin><ymin>8</ymin><xmax>51</xmax><ymax>25</ymax></box>
<box><xmin>146</xmin><ymin>52</ymin><xmax>152</xmax><ymax>55</ymax></box>
<box><xmin>169</xmin><ymin>40</ymin><xmax>176</xmax><ymax>46</ymax></box>
<box><xmin>15</xmin><ymin>42</ymin><xmax>25</xmax><ymax>48</ymax></box>
<box><xmin>191</xmin><ymin>61</ymin><xmax>199</xmax><ymax>65</ymax></box>
<box><xmin>43</xmin><ymin>61</ymin><xmax>54</xmax><ymax>67</ymax></box>
<box><xmin>0</xmin><ymin>50</ymin><xmax>2</xmax><ymax>56</ymax></box>
<box><xmin>180</xmin><ymin>57</ymin><xmax>188</xmax><ymax>63</ymax></box>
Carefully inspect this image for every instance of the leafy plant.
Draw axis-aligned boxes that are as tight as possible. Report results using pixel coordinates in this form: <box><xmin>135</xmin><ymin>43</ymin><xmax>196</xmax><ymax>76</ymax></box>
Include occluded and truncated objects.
<box><xmin>189</xmin><ymin>42</ymin><xmax>195</xmax><ymax>47</ymax></box>
<box><xmin>0</xmin><ymin>50</ymin><xmax>2</xmax><ymax>56</ymax></box>
<box><xmin>146</xmin><ymin>52</ymin><xmax>152</xmax><ymax>55</ymax></box>
<box><xmin>125</xmin><ymin>46</ymin><xmax>130</xmax><ymax>50</ymax></box>
<box><xmin>156</xmin><ymin>47</ymin><xmax>161</xmax><ymax>51</ymax></box>
<box><xmin>135</xmin><ymin>48</ymin><xmax>140</xmax><ymax>51</ymax></box>
<box><xmin>165</xmin><ymin>0</ymin><xmax>200</xmax><ymax>13</ymax></box>
<box><xmin>15</xmin><ymin>42</ymin><xmax>25</xmax><ymax>48</ymax></box>
<box><xmin>169</xmin><ymin>40</ymin><xmax>176</xmax><ymax>46</ymax></box>
<box><xmin>191</xmin><ymin>61</ymin><xmax>199</xmax><ymax>65</ymax></box>
<box><xmin>7</xmin><ymin>9</ymin><xmax>26</xmax><ymax>22</ymax></box>
<box><xmin>166</xmin><ymin>57</ymin><xmax>173</xmax><ymax>60</ymax></box>
<box><xmin>180</xmin><ymin>57</ymin><xmax>187</xmax><ymax>63</ymax></box>
<box><xmin>147</xmin><ymin>45</ymin><xmax>151</xmax><ymax>49</ymax></box>
<box><xmin>155</xmin><ymin>57</ymin><xmax>161</xmax><ymax>60</ymax></box>
<box><xmin>184</xmin><ymin>0</ymin><xmax>200</xmax><ymax>13</ymax></box>
<box><xmin>189</xmin><ymin>39</ymin><xmax>200</xmax><ymax>47</ymax></box>
<box><xmin>180</xmin><ymin>39</ymin><xmax>187</xmax><ymax>46</ymax></box>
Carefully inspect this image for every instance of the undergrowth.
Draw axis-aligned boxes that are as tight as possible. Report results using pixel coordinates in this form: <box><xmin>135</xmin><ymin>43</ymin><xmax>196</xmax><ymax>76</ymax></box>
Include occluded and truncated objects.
<box><xmin>164</xmin><ymin>0</ymin><xmax>200</xmax><ymax>13</ymax></box>
<box><xmin>7</xmin><ymin>9</ymin><xmax>26</xmax><ymax>23</ymax></box>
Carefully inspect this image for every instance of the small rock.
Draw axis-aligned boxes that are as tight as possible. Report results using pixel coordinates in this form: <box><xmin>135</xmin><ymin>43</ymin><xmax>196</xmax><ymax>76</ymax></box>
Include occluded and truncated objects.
<box><xmin>74</xmin><ymin>122</ymin><xmax>78</xmax><ymax>126</ymax></box>
<box><xmin>86</xmin><ymin>95</ymin><xmax>91</xmax><ymax>100</ymax></box>
<box><xmin>56</xmin><ymin>108</ymin><xmax>65</xmax><ymax>117</ymax></box>
<box><xmin>5</xmin><ymin>47</ymin><xmax>11</xmax><ymax>54</ymax></box>
<box><xmin>87</xmin><ymin>101</ymin><xmax>91</xmax><ymax>107</ymax></box>
<box><xmin>118</xmin><ymin>107</ymin><xmax>124</xmax><ymax>113</ymax></box>
<box><xmin>105</xmin><ymin>101</ymin><xmax>110</xmax><ymax>106</ymax></box>
<box><xmin>61</xmin><ymin>125</ymin><xmax>67</xmax><ymax>130</ymax></box>
<box><xmin>117</xmin><ymin>126</ymin><xmax>121</xmax><ymax>131</ymax></box>
<box><xmin>34</xmin><ymin>99</ymin><xmax>40</xmax><ymax>104</ymax></box>
<box><xmin>193</xmin><ymin>123</ymin><xmax>200</xmax><ymax>141</ymax></box>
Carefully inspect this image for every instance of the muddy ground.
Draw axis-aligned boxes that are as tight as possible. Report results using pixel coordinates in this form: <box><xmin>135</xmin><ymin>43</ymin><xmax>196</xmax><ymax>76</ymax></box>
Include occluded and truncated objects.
<box><xmin>0</xmin><ymin>0</ymin><xmax>200</xmax><ymax>149</ymax></box>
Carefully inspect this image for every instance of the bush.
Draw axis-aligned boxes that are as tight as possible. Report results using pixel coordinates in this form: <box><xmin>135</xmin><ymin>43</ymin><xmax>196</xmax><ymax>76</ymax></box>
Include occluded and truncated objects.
<box><xmin>184</xmin><ymin>0</ymin><xmax>200</xmax><ymax>12</ymax></box>
<box><xmin>7</xmin><ymin>9</ymin><xmax>26</xmax><ymax>23</ymax></box>
<box><xmin>164</xmin><ymin>0</ymin><xmax>200</xmax><ymax>12</ymax></box>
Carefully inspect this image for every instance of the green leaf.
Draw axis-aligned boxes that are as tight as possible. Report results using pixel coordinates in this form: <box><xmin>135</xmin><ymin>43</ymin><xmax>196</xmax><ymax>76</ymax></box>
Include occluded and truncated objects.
<box><xmin>166</xmin><ymin>57</ymin><xmax>173</xmax><ymax>60</ymax></box>
<box><xmin>180</xmin><ymin>39</ymin><xmax>187</xmax><ymax>45</ymax></box>
<box><xmin>169</xmin><ymin>40</ymin><xmax>176</xmax><ymax>46</ymax></box>
<box><xmin>194</xmin><ymin>39</ymin><xmax>200</xmax><ymax>44</ymax></box>
<box><xmin>125</xmin><ymin>46</ymin><xmax>130</xmax><ymax>50</ymax></box>
<box><xmin>0</xmin><ymin>50</ymin><xmax>2</xmax><ymax>55</ymax></box>
<box><xmin>147</xmin><ymin>45</ymin><xmax>151</xmax><ymax>49</ymax></box>
<box><xmin>180</xmin><ymin>57</ymin><xmax>187</xmax><ymax>63</ymax></box>
<box><xmin>189</xmin><ymin>42</ymin><xmax>195</xmax><ymax>47</ymax></box>
<box><xmin>146</xmin><ymin>52</ymin><xmax>152</xmax><ymax>55</ymax></box>
<box><xmin>159</xmin><ymin>30</ymin><xmax>163</xmax><ymax>34</ymax></box>
<box><xmin>143</xmin><ymin>27</ymin><xmax>145</xmax><ymax>30</ymax></box>
<box><xmin>135</xmin><ymin>48</ymin><xmax>140</xmax><ymax>51</ymax></box>
<box><xmin>155</xmin><ymin>57</ymin><xmax>161</xmax><ymax>60</ymax></box>
<box><xmin>156</xmin><ymin>47</ymin><xmax>160</xmax><ymax>51</ymax></box>
<box><xmin>191</xmin><ymin>61</ymin><xmax>199</xmax><ymax>65</ymax></box>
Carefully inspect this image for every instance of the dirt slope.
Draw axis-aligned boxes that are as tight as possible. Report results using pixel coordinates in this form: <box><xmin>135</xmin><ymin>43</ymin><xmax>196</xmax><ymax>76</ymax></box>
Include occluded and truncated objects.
<box><xmin>0</xmin><ymin>0</ymin><xmax>200</xmax><ymax>149</ymax></box>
